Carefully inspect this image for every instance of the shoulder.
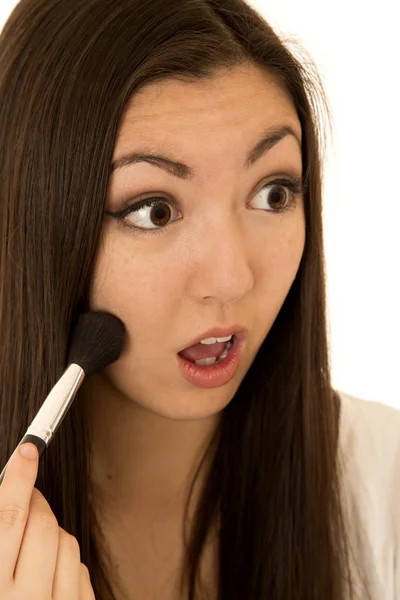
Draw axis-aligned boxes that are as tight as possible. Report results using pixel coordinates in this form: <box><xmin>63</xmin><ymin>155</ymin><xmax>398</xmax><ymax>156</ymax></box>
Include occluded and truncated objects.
<box><xmin>337</xmin><ymin>389</ymin><xmax>400</xmax><ymax>467</ymax></box>
<box><xmin>335</xmin><ymin>389</ymin><xmax>400</xmax><ymax>597</ymax></box>
<box><xmin>336</xmin><ymin>388</ymin><xmax>400</xmax><ymax>498</ymax></box>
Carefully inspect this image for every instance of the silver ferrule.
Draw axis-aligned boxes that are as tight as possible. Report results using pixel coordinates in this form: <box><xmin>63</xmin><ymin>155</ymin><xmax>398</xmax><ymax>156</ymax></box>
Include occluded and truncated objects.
<box><xmin>26</xmin><ymin>363</ymin><xmax>85</xmax><ymax>444</ymax></box>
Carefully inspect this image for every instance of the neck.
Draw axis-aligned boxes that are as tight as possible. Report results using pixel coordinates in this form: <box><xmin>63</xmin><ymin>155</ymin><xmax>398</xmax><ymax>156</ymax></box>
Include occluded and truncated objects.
<box><xmin>80</xmin><ymin>372</ymin><xmax>220</xmax><ymax>519</ymax></box>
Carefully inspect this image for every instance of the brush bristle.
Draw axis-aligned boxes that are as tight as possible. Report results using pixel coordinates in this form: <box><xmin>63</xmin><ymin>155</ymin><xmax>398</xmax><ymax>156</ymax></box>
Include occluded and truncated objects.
<box><xmin>67</xmin><ymin>311</ymin><xmax>125</xmax><ymax>375</ymax></box>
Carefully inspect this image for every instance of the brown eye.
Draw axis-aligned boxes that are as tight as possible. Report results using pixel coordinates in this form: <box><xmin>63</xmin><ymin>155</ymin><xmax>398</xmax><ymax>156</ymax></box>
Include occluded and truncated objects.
<box><xmin>114</xmin><ymin>197</ymin><xmax>180</xmax><ymax>232</ymax></box>
<box><xmin>267</xmin><ymin>185</ymin><xmax>289</xmax><ymax>210</ymax></box>
<box><xmin>250</xmin><ymin>177</ymin><xmax>303</xmax><ymax>214</ymax></box>
<box><xmin>148</xmin><ymin>202</ymin><xmax>172</xmax><ymax>227</ymax></box>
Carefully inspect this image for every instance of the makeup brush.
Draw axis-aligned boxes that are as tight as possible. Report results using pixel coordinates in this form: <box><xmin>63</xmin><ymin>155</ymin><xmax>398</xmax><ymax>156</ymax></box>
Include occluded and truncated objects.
<box><xmin>0</xmin><ymin>311</ymin><xmax>125</xmax><ymax>484</ymax></box>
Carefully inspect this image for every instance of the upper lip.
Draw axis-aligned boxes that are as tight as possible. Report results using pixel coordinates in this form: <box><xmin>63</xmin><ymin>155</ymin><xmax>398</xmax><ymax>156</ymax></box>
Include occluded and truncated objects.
<box><xmin>178</xmin><ymin>325</ymin><xmax>248</xmax><ymax>353</ymax></box>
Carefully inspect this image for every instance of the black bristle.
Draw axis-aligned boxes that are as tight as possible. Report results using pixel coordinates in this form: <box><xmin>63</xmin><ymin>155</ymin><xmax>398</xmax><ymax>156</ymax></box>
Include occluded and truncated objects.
<box><xmin>67</xmin><ymin>311</ymin><xmax>125</xmax><ymax>375</ymax></box>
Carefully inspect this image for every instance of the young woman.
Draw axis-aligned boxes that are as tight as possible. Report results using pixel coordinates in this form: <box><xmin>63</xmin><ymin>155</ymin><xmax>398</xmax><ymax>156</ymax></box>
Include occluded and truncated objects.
<box><xmin>0</xmin><ymin>1</ymin><xmax>398</xmax><ymax>599</ymax></box>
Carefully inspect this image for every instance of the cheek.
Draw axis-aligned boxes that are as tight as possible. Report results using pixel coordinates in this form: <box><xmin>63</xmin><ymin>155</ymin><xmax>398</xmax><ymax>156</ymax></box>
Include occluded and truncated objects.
<box><xmin>257</xmin><ymin>217</ymin><xmax>305</xmax><ymax>278</ymax></box>
<box><xmin>252</xmin><ymin>227</ymin><xmax>305</xmax><ymax>336</ymax></box>
<box><xmin>87</xmin><ymin>238</ymin><xmax>180</xmax><ymax>317</ymax></box>
<box><xmin>251</xmin><ymin>227</ymin><xmax>305</xmax><ymax>336</ymax></box>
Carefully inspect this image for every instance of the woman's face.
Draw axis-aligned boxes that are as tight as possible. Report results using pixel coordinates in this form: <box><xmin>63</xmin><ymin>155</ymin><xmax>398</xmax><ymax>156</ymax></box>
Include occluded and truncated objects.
<box><xmin>86</xmin><ymin>65</ymin><xmax>305</xmax><ymax>420</ymax></box>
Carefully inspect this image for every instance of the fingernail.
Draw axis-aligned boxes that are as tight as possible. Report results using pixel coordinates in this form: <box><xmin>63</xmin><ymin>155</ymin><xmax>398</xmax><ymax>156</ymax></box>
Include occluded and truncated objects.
<box><xmin>19</xmin><ymin>443</ymin><xmax>38</xmax><ymax>459</ymax></box>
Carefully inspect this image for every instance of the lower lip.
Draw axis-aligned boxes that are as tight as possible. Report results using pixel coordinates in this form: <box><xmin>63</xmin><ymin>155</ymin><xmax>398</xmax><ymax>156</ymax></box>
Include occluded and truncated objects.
<box><xmin>176</xmin><ymin>336</ymin><xmax>245</xmax><ymax>388</ymax></box>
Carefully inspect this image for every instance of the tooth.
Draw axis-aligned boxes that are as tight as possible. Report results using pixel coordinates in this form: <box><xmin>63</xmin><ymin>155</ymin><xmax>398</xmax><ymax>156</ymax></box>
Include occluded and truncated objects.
<box><xmin>217</xmin><ymin>335</ymin><xmax>232</xmax><ymax>343</ymax></box>
<box><xmin>217</xmin><ymin>348</ymin><xmax>229</xmax><ymax>361</ymax></box>
<box><xmin>195</xmin><ymin>357</ymin><xmax>217</xmax><ymax>366</ymax></box>
<box><xmin>200</xmin><ymin>337</ymin><xmax>217</xmax><ymax>345</ymax></box>
<box><xmin>200</xmin><ymin>335</ymin><xmax>232</xmax><ymax>345</ymax></box>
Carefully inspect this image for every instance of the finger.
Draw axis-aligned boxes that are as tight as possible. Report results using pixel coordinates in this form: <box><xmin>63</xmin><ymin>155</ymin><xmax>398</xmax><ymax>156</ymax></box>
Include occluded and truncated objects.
<box><xmin>79</xmin><ymin>563</ymin><xmax>96</xmax><ymax>600</ymax></box>
<box><xmin>52</xmin><ymin>529</ymin><xmax>80</xmax><ymax>599</ymax></box>
<box><xmin>0</xmin><ymin>442</ymin><xmax>39</xmax><ymax>587</ymax></box>
<box><xmin>13</xmin><ymin>488</ymin><xmax>59</xmax><ymax>596</ymax></box>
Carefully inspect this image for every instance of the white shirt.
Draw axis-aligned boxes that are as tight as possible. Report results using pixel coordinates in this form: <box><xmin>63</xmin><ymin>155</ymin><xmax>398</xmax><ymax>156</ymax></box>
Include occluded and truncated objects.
<box><xmin>337</xmin><ymin>390</ymin><xmax>400</xmax><ymax>598</ymax></box>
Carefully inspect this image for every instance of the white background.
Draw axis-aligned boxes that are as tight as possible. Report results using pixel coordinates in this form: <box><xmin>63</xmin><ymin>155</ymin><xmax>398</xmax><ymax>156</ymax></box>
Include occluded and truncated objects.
<box><xmin>1</xmin><ymin>0</ymin><xmax>399</xmax><ymax>410</ymax></box>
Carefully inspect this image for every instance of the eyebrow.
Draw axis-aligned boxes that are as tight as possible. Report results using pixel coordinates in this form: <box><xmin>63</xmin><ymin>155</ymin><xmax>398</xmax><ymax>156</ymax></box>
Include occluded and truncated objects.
<box><xmin>110</xmin><ymin>124</ymin><xmax>301</xmax><ymax>179</ymax></box>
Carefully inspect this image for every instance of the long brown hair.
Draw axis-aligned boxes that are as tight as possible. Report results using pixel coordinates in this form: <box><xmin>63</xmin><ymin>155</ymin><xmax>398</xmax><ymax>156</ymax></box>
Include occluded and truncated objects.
<box><xmin>0</xmin><ymin>1</ymin><xmax>369</xmax><ymax>598</ymax></box>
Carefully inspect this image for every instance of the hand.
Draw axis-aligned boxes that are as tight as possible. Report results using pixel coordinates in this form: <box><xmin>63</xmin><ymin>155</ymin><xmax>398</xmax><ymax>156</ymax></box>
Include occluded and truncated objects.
<box><xmin>0</xmin><ymin>442</ymin><xmax>95</xmax><ymax>599</ymax></box>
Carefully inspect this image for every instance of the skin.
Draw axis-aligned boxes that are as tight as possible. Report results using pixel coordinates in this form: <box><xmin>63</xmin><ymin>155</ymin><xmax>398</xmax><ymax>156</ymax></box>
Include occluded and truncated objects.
<box><xmin>79</xmin><ymin>63</ymin><xmax>305</xmax><ymax>592</ymax></box>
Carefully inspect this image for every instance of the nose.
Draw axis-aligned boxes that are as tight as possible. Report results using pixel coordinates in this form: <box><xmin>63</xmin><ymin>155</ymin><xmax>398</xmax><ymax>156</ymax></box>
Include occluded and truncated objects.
<box><xmin>187</xmin><ymin>211</ymin><xmax>254</xmax><ymax>304</ymax></box>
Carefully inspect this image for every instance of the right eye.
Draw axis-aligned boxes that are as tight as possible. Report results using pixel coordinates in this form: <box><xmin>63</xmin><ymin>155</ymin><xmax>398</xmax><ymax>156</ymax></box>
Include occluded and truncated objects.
<box><xmin>105</xmin><ymin>197</ymin><xmax>181</xmax><ymax>235</ymax></box>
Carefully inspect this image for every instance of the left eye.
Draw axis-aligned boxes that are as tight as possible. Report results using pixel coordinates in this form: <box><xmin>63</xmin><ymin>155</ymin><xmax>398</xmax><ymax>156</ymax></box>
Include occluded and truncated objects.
<box><xmin>251</xmin><ymin>179</ymin><xmax>302</xmax><ymax>212</ymax></box>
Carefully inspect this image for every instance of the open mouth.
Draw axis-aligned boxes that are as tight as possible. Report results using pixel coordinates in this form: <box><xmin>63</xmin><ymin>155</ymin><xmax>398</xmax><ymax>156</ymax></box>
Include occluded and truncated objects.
<box><xmin>195</xmin><ymin>338</ymin><xmax>234</xmax><ymax>366</ymax></box>
<box><xmin>178</xmin><ymin>336</ymin><xmax>236</xmax><ymax>366</ymax></box>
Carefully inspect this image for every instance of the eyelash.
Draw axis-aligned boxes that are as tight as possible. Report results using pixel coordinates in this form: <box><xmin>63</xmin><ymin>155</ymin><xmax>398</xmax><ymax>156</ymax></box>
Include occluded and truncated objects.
<box><xmin>106</xmin><ymin>176</ymin><xmax>305</xmax><ymax>237</ymax></box>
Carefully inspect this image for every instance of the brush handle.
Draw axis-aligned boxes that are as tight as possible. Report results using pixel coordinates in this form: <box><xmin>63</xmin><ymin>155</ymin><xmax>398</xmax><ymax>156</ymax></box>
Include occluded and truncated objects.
<box><xmin>0</xmin><ymin>363</ymin><xmax>85</xmax><ymax>485</ymax></box>
<box><xmin>0</xmin><ymin>434</ymin><xmax>47</xmax><ymax>485</ymax></box>
<box><xmin>17</xmin><ymin>434</ymin><xmax>47</xmax><ymax>457</ymax></box>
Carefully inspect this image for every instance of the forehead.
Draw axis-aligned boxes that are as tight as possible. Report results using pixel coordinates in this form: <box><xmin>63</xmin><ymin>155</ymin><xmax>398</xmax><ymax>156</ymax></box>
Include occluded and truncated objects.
<box><xmin>117</xmin><ymin>65</ymin><xmax>301</xmax><ymax>140</ymax></box>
